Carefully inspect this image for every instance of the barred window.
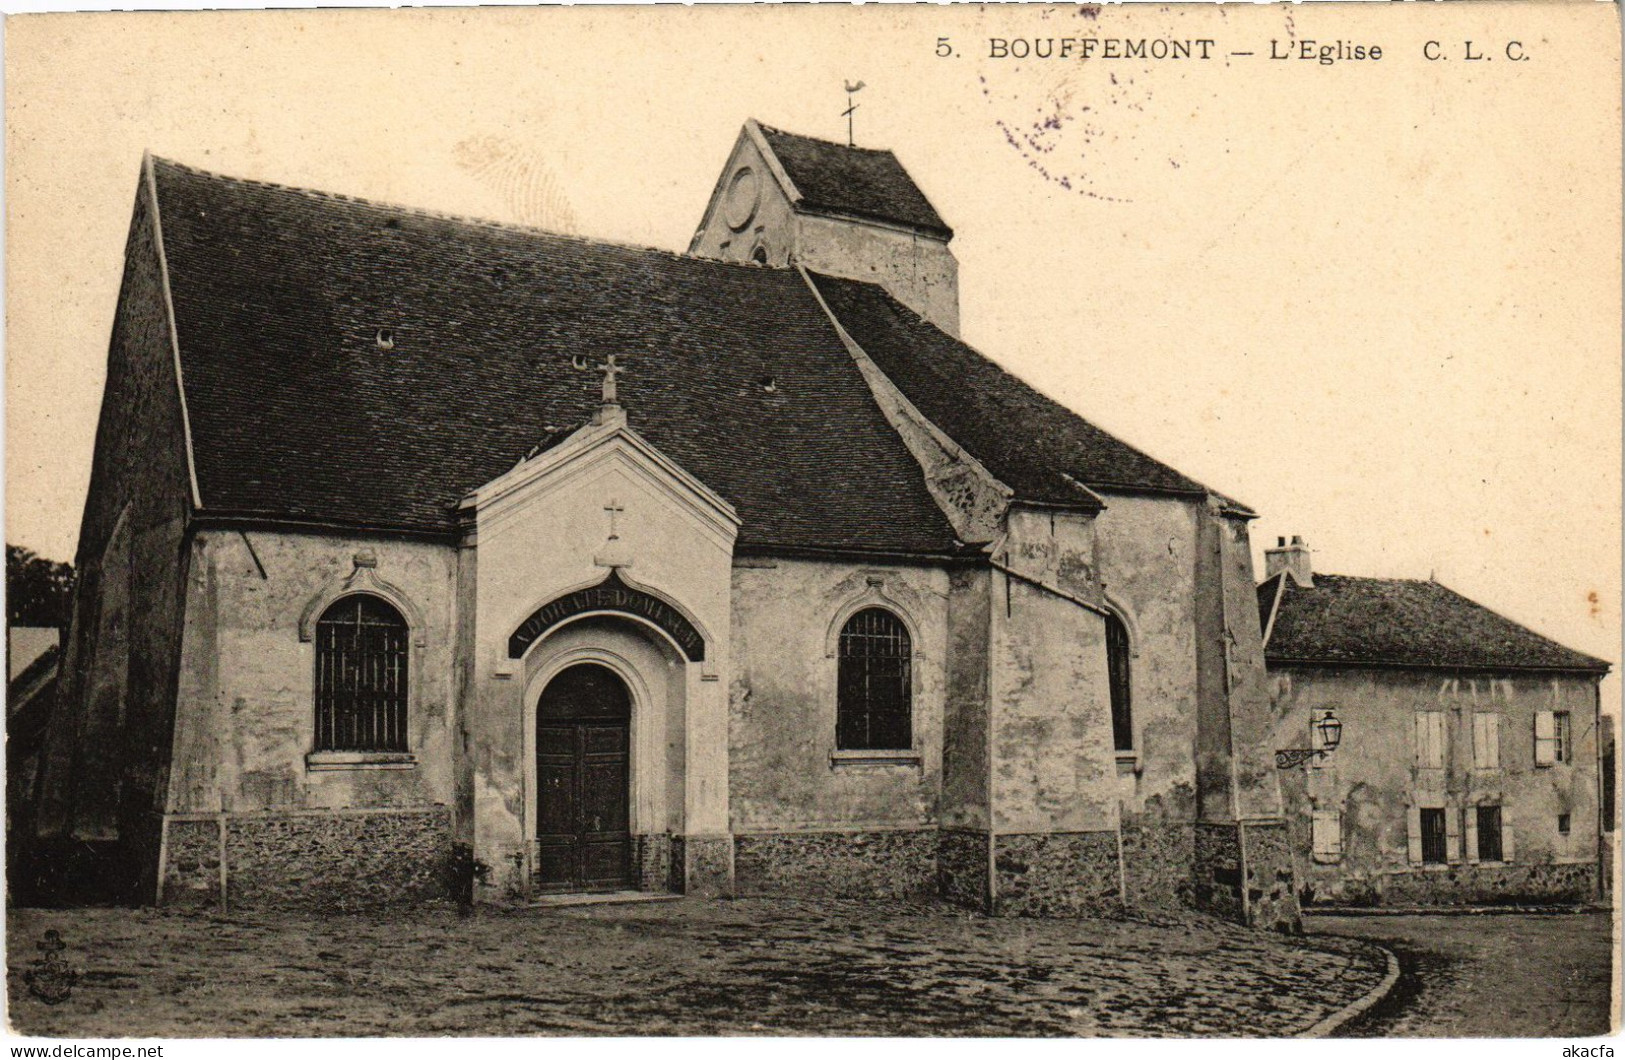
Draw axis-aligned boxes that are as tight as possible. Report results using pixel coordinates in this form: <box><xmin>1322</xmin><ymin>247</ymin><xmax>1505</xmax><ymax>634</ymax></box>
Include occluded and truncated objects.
<box><xmin>315</xmin><ymin>594</ymin><xmax>409</xmax><ymax>752</ymax></box>
<box><xmin>1106</xmin><ymin>613</ymin><xmax>1133</xmax><ymax>752</ymax></box>
<box><xmin>1476</xmin><ymin>805</ymin><xmax>1504</xmax><ymax>862</ymax></box>
<box><xmin>837</xmin><ymin>608</ymin><xmax>911</xmax><ymax>751</ymax></box>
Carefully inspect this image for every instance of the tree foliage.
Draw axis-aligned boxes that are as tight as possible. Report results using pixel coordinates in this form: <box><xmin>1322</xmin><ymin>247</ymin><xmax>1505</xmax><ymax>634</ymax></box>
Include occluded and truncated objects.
<box><xmin>7</xmin><ymin>545</ymin><xmax>75</xmax><ymax>628</ymax></box>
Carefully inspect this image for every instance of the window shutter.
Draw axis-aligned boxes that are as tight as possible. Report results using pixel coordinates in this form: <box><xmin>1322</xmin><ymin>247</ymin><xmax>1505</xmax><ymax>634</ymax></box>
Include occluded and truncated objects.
<box><xmin>1465</xmin><ymin>808</ymin><xmax>1479</xmax><ymax>864</ymax></box>
<box><xmin>1445</xmin><ymin>803</ymin><xmax>1461</xmax><ymax>862</ymax></box>
<box><xmin>1534</xmin><ymin>711</ymin><xmax>1556</xmax><ymax>765</ymax></box>
<box><xmin>1474</xmin><ymin>713</ymin><xmax>1500</xmax><ymax>769</ymax></box>
<box><xmin>1502</xmin><ymin>824</ymin><xmax>1515</xmax><ymax>863</ymax></box>
<box><xmin>1312</xmin><ymin>809</ymin><xmax>1343</xmax><ymax>862</ymax></box>
<box><xmin>1416</xmin><ymin>712</ymin><xmax>1446</xmax><ymax>768</ymax></box>
<box><xmin>1407</xmin><ymin>805</ymin><xmax>1423</xmax><ymax>863</ymax></box>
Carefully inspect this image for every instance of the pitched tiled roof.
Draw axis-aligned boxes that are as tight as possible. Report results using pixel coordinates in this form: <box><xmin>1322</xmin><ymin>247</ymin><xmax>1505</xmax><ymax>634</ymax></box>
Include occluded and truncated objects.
<box><xmin>1262</xmin><ymin>572</ymin><xmax>1610</xmax><ymax>674</ymax></box>
<box><xmin>807</xmin><ymin>272</ymin><xmax>1213</xmax><ymax>505</ymax></box>
<box><xmin>148</xmin><ymin>160</ymin><xmax>961</xmax><ymax>555</ymax></box>
<box><xmin>757</xmin><ymin>124</ymin><xmax>952</xmax><ymax>239</ymax></box>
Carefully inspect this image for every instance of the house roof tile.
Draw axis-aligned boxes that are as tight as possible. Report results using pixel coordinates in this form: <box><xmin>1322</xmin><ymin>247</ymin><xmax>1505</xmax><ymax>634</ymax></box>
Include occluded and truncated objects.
<box><xmin>1262</xmin><ymin>572</ymin><xmax>1610</xmax><ymax>674</ymax></box>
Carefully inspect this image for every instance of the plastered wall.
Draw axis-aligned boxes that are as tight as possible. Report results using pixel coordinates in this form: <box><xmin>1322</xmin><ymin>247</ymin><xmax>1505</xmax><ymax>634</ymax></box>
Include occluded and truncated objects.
<box><xmin>168</xmin><ymin>530</ymin><xmax>458</xmax><ymax>815</ymax></box>
<box><xmin>728</xmin><ymin>558</ymin><xmax>950</xmax><ymax>832</ymax></box>
<box><xmin>1271</xmin><ymin>665</ymin><xmax>1604</xmax><ymax>903</ymax></box>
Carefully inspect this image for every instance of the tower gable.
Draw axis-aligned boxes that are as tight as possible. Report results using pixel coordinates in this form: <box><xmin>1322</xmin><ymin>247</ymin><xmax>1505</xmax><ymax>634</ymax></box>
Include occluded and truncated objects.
<box><xmin>691</xmin><ymin>119</ymin><xmax>961</xmax><ymax>336</ymax></box>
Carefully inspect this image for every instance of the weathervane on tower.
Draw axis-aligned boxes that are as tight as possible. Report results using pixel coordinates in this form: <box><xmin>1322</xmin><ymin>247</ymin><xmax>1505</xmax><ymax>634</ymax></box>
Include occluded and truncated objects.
<box><xmin>843</xmin><ymin>80</ymin><xmax>865</xmax><ymax>147</ymax></box>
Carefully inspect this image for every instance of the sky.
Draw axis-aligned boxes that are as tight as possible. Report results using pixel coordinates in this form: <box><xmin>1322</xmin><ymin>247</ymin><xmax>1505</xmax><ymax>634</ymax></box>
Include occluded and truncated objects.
<box><xmin>4</xmin><ymin>3</ymin><xmax>1620</xmax><ymax>718</ymax></box>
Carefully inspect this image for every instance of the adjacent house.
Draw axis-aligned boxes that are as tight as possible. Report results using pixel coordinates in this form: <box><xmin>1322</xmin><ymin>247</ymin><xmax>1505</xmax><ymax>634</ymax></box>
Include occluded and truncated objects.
<box><xmin>1259</xmin><ymin>537</ymin><xmax>1611</xmax><ymax>906</ymax></box>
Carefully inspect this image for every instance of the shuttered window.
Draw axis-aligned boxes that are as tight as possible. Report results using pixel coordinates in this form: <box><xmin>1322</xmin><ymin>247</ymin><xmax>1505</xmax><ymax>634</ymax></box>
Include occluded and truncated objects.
<box><xmin>1473</xmin><ymin>713</ymin><xmax>1500</xmax><ymax>769</ymax></box>
<box><xmin>837</xmin><ymin>608</ymin><xmax>912</xmax><ymax>751</ymax></box>
<box><xmin>1415</xmin><ymin>711</ymin><xmax>1446</xmax><ymax>768</ymax></box>
<box><xmin>315</xmin><ymin>594</ymin><xmax>409</xmax><ymax>752</ymax></box>
<box><xmin>1311</xmin><ymin>809</ymin><xmax>1343</xmax><ymax>863</ymax></box>
<box><xmin>1535</xmin><ymin>710</ymin><xmax>1571</xmax><ymax>766</ymax></box>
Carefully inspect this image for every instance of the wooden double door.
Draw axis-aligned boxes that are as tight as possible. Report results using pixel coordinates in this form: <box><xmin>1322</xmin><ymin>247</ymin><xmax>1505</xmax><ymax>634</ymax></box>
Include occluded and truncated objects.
<box><xmin>535</xmin><ymin>663</ymin><xmax>633</xmax><ymax>892</ymax></box>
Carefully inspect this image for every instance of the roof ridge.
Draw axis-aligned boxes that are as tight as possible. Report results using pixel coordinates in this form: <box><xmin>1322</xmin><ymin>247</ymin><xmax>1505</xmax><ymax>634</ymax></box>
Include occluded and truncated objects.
<box><xmin>1312</xmin><ymin>571</ymin><xmax>1437</xmax><ymax>585</ymax></box>
<box><xmin>754</xmin><ymin>121</ymin><xmax>898</xmax><ymax>158</ymax></box>
<box><xmin>147</xmin><ymin>154</ymin><xmax>794</xmax><ymax>278</ymax></box>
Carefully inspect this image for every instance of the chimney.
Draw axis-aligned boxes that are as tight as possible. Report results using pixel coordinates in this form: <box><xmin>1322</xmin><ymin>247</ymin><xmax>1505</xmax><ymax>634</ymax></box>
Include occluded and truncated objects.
<box><xmin>1265</xmin><ymin>535</ymin><xmax>1313</xmax><ymax>587</ymax></box>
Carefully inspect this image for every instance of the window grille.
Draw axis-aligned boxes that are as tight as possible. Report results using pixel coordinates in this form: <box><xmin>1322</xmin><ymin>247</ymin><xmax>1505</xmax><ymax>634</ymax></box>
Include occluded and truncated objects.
<box><xmin>1420</xmin><ymin>807</ymin><xmax>1448</xmax><ymax>864</ymax></box>
<box><xmin>837</xmin><ymin>608</ymin><xmax>911</xmax><ymax>751</ymax></box>
<box><xmin>1476</xmin><ymin>805</ymin><xmax>1503</xmax><ymax>862</ymax></box>
<box><xmin>315</xmin><ymin>594</ymin><xmax>409</xmax><ymax>752</ymax></box>
<box><xmin>1106</xmin><ymin>614</ymin><xmax>1133</xmax><ymax>752</ymax></box>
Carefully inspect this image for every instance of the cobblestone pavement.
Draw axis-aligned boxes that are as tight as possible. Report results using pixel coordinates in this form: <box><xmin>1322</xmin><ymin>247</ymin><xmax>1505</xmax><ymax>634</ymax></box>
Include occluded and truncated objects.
<box><xmin>1310</xmin><ymin>911</ymin><xmax>1617</xmax><ymax>1037</ymax></box>
<box><xmin>10</xmin><ymin>899</ymin><xmax>1388</xmax><ymax>1038</ymax></box>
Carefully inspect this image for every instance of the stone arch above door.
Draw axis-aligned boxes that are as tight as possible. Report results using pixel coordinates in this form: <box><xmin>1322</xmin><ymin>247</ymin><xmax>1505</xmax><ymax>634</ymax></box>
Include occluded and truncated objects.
<box><xmin>508</xmin><ymin>570</ymin><xmax>708</xmax><ymax>663</ymax></box>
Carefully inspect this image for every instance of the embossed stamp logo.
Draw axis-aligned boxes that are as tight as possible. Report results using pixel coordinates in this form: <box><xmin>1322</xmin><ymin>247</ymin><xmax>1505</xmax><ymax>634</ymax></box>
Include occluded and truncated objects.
<box><xmin>23</xmin><ymin>929</ymin><xmax>79</xmax><ymax>1005</ymax></box>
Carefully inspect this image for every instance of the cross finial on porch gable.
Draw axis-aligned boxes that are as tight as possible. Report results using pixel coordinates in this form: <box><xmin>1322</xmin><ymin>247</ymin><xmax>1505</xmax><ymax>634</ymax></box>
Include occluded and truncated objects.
<box><xmin>597</xmin><ymin>354</ymin><xmax>625</xmax><ymax>406</ymax></box>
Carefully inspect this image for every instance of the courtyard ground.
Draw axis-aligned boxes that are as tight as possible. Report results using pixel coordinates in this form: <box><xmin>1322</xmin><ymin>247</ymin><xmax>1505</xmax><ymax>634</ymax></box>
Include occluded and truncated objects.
<box><xmin>1311</xmin><ymin>909</ymin><xmax>1618</xmax><ymax>1038</ymax></box>
<box><xmin>8</xmin><ymin>897</ymin><xmax>1388</xmax><ymax>1037</ymax></box>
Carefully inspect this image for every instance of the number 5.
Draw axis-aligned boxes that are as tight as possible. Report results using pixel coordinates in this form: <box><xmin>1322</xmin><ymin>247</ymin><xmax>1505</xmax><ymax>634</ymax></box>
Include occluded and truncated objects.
<box><xmin>936</xmin><ymin>37</ymin><xmax>953</xmax><ymax>58</ymax></box>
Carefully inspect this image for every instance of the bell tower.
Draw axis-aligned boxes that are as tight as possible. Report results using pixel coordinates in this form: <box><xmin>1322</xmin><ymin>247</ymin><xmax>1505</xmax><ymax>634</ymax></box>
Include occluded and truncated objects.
<box><xmin>690</xmin><ymin>119</ymin><xmax>960</xmax><ymax>337</ymax></box>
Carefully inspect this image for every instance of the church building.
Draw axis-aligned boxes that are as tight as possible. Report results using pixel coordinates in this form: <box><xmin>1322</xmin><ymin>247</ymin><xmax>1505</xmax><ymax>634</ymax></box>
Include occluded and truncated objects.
<box><xmin>32</xmin><ymin>120</ymin><xmax>1298</xmax><ymax>929</ymax></box>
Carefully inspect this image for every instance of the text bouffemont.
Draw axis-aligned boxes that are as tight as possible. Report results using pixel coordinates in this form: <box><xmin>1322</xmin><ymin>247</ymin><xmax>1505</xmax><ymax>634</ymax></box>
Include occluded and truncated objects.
<box><xmin>988</xmin><ymin>38</ymin><xmax>1217</xmax><ymax>60</ymax></box>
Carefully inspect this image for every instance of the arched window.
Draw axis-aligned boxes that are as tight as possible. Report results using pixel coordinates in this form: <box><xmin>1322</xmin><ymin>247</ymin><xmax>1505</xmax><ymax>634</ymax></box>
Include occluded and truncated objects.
<box><xmin>837</xmin><ymin>608</ymin><xmax>912</xmax><ymax>750</ymax></box>
<box><xmin>1106</xmin><ymin>612</ymin><xmax>1133</xmax><ymax>752</ymax></box>
<box><xmin>315</xmin><ymin>594</ymin><xmax>409</xmax><ymax>752</ymax></box>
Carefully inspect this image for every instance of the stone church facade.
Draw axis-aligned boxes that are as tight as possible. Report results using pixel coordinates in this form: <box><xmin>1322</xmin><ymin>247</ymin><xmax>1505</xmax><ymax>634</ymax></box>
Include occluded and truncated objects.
<box><xmin>33</xmin><ymin>120</ymin><xmax>1297</xmax><ymax>929</ymax></box>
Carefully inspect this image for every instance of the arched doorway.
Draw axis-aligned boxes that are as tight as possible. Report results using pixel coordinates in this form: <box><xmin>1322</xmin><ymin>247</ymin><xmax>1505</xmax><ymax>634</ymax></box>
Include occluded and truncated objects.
<box><xmin>535</xmin><ymin>663</ymin><xmax>633</xmax><ymax>892</ymax></box>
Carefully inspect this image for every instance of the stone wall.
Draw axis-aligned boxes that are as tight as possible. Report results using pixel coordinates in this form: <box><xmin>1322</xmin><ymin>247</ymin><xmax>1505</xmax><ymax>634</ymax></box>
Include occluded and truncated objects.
<box><xmin>1241</xmin><ymin>820</ymin><xmax>1299</xmax><ymax>932</ymax></box>
<box><xmin>160</xmin><ymin>807</ymin><xmax>452</xmax><ymax>911</ymax></box>
<box><xmin>36</xmin><ymin>165</ymin><xmax>196</xmax><ymax>902</ymax></box>
<box><xmin>160</xmin><ymin>818</ymin><xmax>222</xmax><ymax>910</ymax></box>
<box><xmin>937</xmin><ymin>828</ymin><xmax>990</xmax><ymax>911</ymax></box>
<box><xmin>1194</xmin><ymin>822</ymin><xmax>1244</xmax><ymax>922</ymax></box>
<box><xmin>734</xmin><ymin>830</ymin><xmax>937</xmax><ymax>899</ymax></box>
<box><xmin>1305</xmin><ymin>861</ymin><xmax>1600</xmax><ymax>907</ymax></box>
<box><xmin>671</xmin><ymin>835</ymin><xmax>733</xmax><ymax>897</ymax></box>
<box><xmin>1120</xmin><ymin>815</ymin><xmax>1195</xmax><ymax>910</ymax></box>
<box><xmin>992</xmin><ymin>832</ymin><xmax>1123</xmax><ymax>917</ymax></box>
<box><xmin>635</xmin><ymin>833</ymin><xmax>673</xmax><ymax>893</ymax></box>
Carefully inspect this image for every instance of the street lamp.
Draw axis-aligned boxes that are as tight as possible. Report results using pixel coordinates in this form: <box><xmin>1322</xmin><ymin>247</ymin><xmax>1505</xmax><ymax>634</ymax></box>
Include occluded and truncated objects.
<box><xmin>1276</xmin><ymin>707</ymin><xmax>1343</xmax><ymax>770</ymax></box>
